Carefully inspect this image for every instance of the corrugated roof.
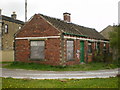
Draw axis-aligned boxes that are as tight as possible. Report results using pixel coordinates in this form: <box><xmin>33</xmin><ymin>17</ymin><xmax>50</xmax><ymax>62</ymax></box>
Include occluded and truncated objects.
<box><xmin>40</xmin><ymin>14</ymin><xmax>105</xmax><ymax>40</ymax></box>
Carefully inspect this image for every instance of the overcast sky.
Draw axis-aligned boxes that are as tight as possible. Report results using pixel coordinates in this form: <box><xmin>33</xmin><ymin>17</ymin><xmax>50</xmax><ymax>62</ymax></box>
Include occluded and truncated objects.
<box><xmin>0</xmin><ymin>0</ymin><xmax>119</xmax><ymax>32</ymax></box>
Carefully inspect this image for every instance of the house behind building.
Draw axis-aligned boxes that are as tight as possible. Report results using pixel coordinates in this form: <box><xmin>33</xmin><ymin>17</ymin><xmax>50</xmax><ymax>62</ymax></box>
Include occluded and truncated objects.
<box><xmin>100</xmin><ymin>25</ymin><xmax>118</xmax><ymax>40</ymax></box>
<box><xmin>100</xmin><ymin>25</ymin><xmax>119</xmax><ymax>60</ymax></box>
<box><xmin>0</xmin><ymin>10</ymin><xmax>24</xmax><ymax>61</ymax></box>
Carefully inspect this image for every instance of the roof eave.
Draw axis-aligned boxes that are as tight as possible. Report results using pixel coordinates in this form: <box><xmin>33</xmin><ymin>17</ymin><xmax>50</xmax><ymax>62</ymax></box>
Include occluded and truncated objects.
<box><xmin>62</xmin><ymin>32</ymin><xmax>87</xmax><ymax>38</ymax></box>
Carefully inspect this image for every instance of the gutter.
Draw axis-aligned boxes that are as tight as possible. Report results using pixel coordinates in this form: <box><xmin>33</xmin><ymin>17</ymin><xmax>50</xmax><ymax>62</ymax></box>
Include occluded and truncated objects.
<box><xmin>62</xmin><ymin>32</ymin><xmax>87</xmax><ymax>38</ymax></box>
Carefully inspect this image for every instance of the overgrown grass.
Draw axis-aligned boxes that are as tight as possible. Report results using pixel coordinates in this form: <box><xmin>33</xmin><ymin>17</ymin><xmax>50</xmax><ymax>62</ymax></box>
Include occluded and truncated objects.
<box><xmin>1</xmin><ymin>61</ymin><xmax>13</xmax><ymax>64</ymax></box>
<box><xmin>2</xmin><ymin>77</ymin><xmax>119</xmax><ymax>88</ymax></box>
<box><xmin>1</xmin><ymin>62</ymin><xmax>13</xmax><ymax>67</ymax></box>
<box><xmin>3</xmin><ymin>61</ymin><xmax>119</xmax><ymax>71</ymax></box>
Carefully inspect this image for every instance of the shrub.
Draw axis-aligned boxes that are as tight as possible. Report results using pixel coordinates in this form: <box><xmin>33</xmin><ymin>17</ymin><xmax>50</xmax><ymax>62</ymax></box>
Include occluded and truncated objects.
<box><xmin>93</xmin><ymin>53</ymin><xmax>104</xmax><ymax>62</ymax></box>
<box><xmin>103</xmin><ymin>53</ymin><xmax>113</xmax><ymax>63</ymax></box>
<box><xmin>93</xmin><ymin>51</ymin><xmax>113</xmax><ymax>63</ymax></box>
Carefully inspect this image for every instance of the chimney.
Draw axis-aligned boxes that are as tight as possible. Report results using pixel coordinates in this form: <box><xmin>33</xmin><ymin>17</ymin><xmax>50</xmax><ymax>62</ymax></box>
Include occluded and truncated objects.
<box><xmin>11</xmin><ymin>12</ymin><xmax>17</xmax><ymax>19</ymax></box>
<box><xmin>63</xmin><ymin>12</ymin><xmax>71</xmax><ymax>22</ymax></box>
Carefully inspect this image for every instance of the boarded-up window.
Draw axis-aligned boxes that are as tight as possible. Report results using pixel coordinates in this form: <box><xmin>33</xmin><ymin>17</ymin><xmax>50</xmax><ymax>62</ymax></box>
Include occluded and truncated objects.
<box><xmin>30</xmin><ymin>41</ymin><xmax>45</xmax><ymax>59</ymax></box>
<box><xmin>88</xmin><ymin>42</ymin><xmax>92</xmax><ymax>53</ymax></box>
<box><xmin>96</xmin><ymin>42</ymin><xmax>100</xmax><ymax>53</ymax></box>
<box><xmin>67</xmin><ymin>40</ymin><xmax>74</xmax><ymax>60</ymax></box>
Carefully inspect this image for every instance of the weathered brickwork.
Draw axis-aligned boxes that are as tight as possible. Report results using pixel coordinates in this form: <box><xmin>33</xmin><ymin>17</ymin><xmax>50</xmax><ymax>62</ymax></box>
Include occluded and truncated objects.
<box><xmin>45</xmin><ymin>38</ymin><xmax>61</xmax><ymax>65</ymax></box>
<box><xmin>15</xmin><ymin>15</ymin><xmax>62</xmax><ymax>66</ymax></box>
<box><xmin>16</xmin><ymin>14</ymin><xmax>60</xmax><ymax>38</ymax></box>
<box><xmin>15</xmin><ymin>40</ymin><xmax>29</xmax><ymax>62</ymax></box>
<box><xmin>106</xmin><ymin>43</ymin><xmax>109</xmax><ymax>53</ymax></box>
<box><xmin>100</xmin><ymin>42</ymin><xmax>104</xmax><ymax>54</ymax></box>
<box><xmin>89</xmin><ymin>42</ymin><xmax>95</xmax><ymax>62</ymax></box>
<box><xmin>15</xmin><ymin>14</ymin><xmax>110</xmax><ymax>66</ymax></box>
<box><xmin>15</xmin><ymin>38</ymin><xmax>61</xmax><ymax>65</ymax></box>
<box><xmin>84</xmin><ymin>41</ymin><xmax>88</xmax><ymax>63</ymax></box>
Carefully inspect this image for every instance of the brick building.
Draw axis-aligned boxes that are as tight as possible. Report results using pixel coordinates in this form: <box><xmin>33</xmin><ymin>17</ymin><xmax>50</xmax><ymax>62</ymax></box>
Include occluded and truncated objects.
<box><xmin>0</xmin><ymin>10</ymin><xmax>24</xmax><ymax>61</ymax></box>
<box><xmin>15</xmin><ymin>13</ymin><xmax>109</xmax><ymax>66</ymax></box>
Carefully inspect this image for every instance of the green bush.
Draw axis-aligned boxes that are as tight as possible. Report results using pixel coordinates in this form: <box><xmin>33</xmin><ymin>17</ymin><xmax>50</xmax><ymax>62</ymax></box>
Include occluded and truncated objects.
<box><xmin>52</xmin><ymin>65</ymin><xmax>67</xmax><ymax>68</ymax></box>
<box><xmin>103</xmin><ymin>53</ymin><xmax>113</xmax><ymax>63</ymax></box>
<box><xmin>93</xmin><ymin>51</ymin><xmax>113</xmax><ymax>63</ymax></box>
<box><xmin>93</xmin><ymin>53</ymin><xmax>104</xmax><ymax>62</ymax></box>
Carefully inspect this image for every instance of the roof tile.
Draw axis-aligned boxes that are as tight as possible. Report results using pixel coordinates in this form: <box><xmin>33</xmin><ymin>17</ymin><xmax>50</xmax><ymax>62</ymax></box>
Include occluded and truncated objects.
<box><xmin>40</xmin><ymin>14</ymin><xmax>105</xmax><ymax>40</ymax></box>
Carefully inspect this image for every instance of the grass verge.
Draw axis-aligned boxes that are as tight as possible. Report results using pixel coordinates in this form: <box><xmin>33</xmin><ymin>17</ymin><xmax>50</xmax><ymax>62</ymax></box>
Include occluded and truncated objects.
<box><xmin>2</xmin><ymin>61</ymin><xmax>119</xmax><ymax>71</ymax></box>
<box><xmin>2</xmin><ymin>77</ymin><xmax>119</xmax><ymax>88</ymax></box>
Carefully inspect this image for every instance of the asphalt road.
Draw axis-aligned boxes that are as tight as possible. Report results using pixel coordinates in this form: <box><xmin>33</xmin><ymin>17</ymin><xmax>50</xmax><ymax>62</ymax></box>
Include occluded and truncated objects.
<box><xmin>1</xmin><ymin>68</ymin><xmax>119</xmax><ymax>79</ymax></box>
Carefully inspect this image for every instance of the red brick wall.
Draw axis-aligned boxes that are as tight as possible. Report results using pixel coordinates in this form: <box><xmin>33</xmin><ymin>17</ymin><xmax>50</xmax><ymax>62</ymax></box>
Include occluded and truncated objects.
<box><xmin>88</xmin><ymin>55</ymin><xmax>92</xmax><ymax>62</ymax></box>
<box><xmin>74</xmin><ymin>39</ymin><xmax>80</xmax><ymax>61</ymax></box>
<box><xmin>106</xmin><ymin>43</ymin><xmax>109</xmax><ymax>53</ymax></box>
<box><xmin>45</xmin><ymin>38</ymin><xmax>61</xmax><ymax>66</ymax></box>
<box><xmin>84</xmin><ymin>41</ymin><xmax>88</xmax><ymax>63</ymax></box>
<box><xmin>92</xmin><ymin>42</ymin><xmax>95</xmax><ymax>55</ymax></box>
<box><xmin>85</xmin><ymin>42</ymin><xmax>96</xmax><ymax>63</ymax></box>
<box><xmin>15</xmin><ymin>37</ymin><xmax>109</xmax><ymax>66</ymax></box>
<box><xmin>100</xmin><ymin>42</ymin><xmax>104</xmax><ymax>54</ymax></box>
<box><xmin>90</xmin><ymin>42</ymin><xmax>95</xmax><ymax>62</ymax></box>
<box><xmin>63</xmin><ymin>39</ymin><xmax>67</xmax><ymax>64</ymax></box>
<box><xmin>16</xmin><ymin>14</ymin><xmax>60</xmax><ymax>38</ymax></box>
<box><xmin>15</xmin><ymin>14</ymin><xmax>109</xmax><ymax>66</ymax></box>
<box><xmin>15</xmin><ymin>39</ymin><xmax>30</xmax><ymax>62</ymax></box>
<box><xmin>15</xmin><ymin>38</ymin><xmax>61</xmax><ymax>66</ymax></box>
<box><xmin>15</xmin><ymin>14</ymin><xmax>62</xmax><ymax>66</ymax></box>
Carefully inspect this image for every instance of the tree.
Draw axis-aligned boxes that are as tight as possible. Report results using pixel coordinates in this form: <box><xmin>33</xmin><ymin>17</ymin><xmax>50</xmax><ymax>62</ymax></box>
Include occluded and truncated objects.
<box><xmin>109</xmin><ymin>25</ymin><xmax>120</xmax><ymax>60</ymax></box>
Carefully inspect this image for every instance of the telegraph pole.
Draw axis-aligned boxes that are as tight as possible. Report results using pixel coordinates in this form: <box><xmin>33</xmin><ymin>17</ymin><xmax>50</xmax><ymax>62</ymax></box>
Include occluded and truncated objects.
<box><xmin>0</xmin><ymin>9</ymin><xmax>2</xmax><ymax>51</ymax></box>
<box><xmin>118</xmin><ymin>1</ymin><xmax>120</xmax><ymax>25</ymax></box>
<box><xmin>25</xmin><ymin>0</ymin><xmax>27</xmax><ymax>22</ymax></box>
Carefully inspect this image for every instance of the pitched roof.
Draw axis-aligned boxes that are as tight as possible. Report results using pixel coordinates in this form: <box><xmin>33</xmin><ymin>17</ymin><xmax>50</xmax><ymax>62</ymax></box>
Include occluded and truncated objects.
<box><xmin>39</xmin><ymin>14</ymin><xmax>106</xmax><ymax>40</ymax></box>
<box><xmin>100</xmin><ymin>25</ymin><xmax>118</xmax><ymax>40</ymax></box>
<box><xmin>2</xmin><ymin>15</ymin><xmax>24</xmax><ymax>25</ymax></box>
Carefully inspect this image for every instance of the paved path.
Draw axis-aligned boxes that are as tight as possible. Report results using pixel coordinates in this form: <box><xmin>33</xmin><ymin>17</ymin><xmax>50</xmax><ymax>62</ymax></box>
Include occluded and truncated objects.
<box><xmin>0</xmin><ymin>68</ymin><xmax>119</xmax><ymax>79</ymax></box>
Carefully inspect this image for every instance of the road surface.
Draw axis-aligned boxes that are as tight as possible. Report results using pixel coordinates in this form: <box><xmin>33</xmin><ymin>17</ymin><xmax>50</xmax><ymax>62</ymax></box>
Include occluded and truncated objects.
<box><xmin>1</xmin><ymin>68</ymin><xmax>119</xmax><ymax>79</ymax></box>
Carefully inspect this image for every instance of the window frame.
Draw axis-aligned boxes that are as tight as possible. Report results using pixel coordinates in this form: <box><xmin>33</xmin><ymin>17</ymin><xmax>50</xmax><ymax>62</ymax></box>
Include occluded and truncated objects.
<box><xmin>18</xmin><ymin>26</ymin><xmax>22</xmax><ymax>30</ymax></box>
<box><xmin>4</xmin><ymin>24</ymin><xmax>8</xmax><ymax>34</ymax></box>
<box><xmin>103</xmin><ymin>43</ymin><xmax>107</xmax><ymax>53</ymax></box>
<box><xmin>96</xmin><ymin>42</ymin><xmax>100</xmax><ymax>53</ymax></box>
<box><xmin>66</xmin><ymin>40</ymin><xmax>74</xmax><ymax>61</ymax></box>
<box><xmin>88</xmin><ymin>42</ymin><xmax>92</xmax><ymax>54</ymax></box>
<box><xmin>30</xmin><ymin>40</ymin><xmax>45</xmax><ymax>60</ymax></box>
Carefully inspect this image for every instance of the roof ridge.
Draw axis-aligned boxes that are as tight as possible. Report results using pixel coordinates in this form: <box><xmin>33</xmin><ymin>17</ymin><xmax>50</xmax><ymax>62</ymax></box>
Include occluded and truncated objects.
<box><xmin>39</xmin><ymin>13</ymin><xmax>95</xmax><ymax>30</ymax></box>
<box><xmin>100</xmin><ymin>25</ymin><xmax>112</xmax><ymax>33</ymax></box>
<box><xmin>2</xmin><ymin>15</ymin><xmax>24</xmax><ymax>22</ymax></box>
<box><xmin>39</xmin><ymin>13</ymin><xmax>69</xmax><ymax>23</ymax></box>
<box><xmin>38</xmin><ymin>13</ymin><xmax>105</xmax><ymax>40</ymax></box>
